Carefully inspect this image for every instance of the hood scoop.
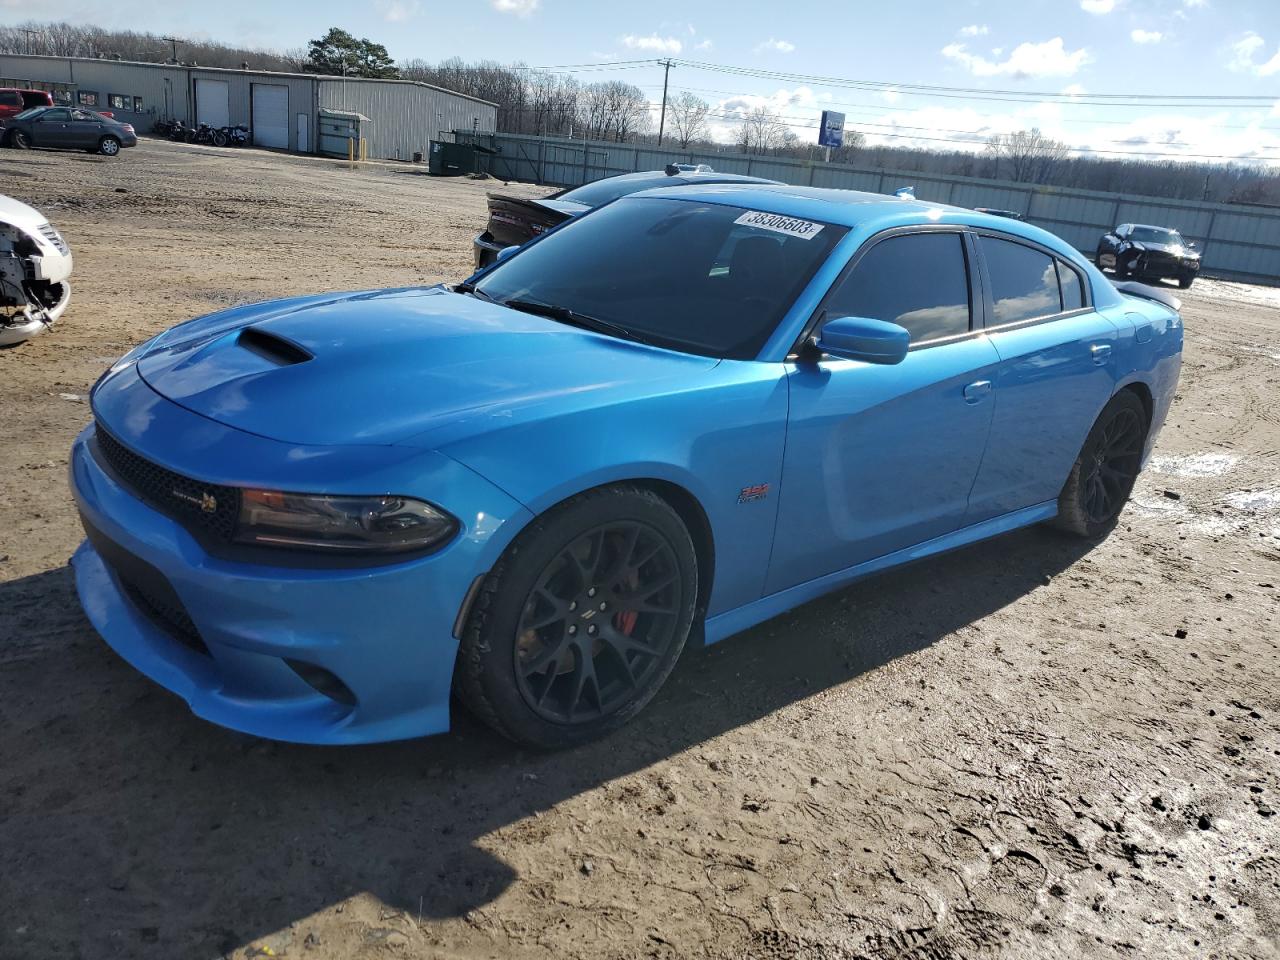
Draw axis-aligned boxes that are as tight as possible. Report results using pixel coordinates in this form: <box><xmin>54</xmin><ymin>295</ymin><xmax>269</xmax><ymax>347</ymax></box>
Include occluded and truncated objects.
<box><xmin>237</xmin><ymin>326</ymin><xmax>313</xmax><ymax>366</ymax></box>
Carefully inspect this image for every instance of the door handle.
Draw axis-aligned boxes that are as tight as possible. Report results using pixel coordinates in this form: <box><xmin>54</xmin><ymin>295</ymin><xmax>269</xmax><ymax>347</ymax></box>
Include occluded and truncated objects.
<box><xmin>963</xmin><ymin>380</ymin><xmax>992</xmax><ymax>404</ymax></box>
<box><xmin>1090</xmin><ymin>343</ymin><xmax>1113</xmax><ymax>365</ymax></box>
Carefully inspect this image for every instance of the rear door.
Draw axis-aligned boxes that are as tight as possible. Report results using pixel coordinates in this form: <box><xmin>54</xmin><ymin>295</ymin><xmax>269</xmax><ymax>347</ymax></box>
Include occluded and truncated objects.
<box><xmin>64</xmin><ymin>109</ymin><xmax>102</xmax><ymax>148</ymax></box>
<box><xmin>965</xmin><ymin>233</ymin><xmax>1121</xmax><ymax>523</ymax></box>
<box><xmin>0</xmin><ymin>90</ymin><xmax>22</xmax><ymax>121</ymax></box>
<box><xmin>766</xmin><ymin>229</ymin><xmax>1001</xmax><ymax>594</ymax></box>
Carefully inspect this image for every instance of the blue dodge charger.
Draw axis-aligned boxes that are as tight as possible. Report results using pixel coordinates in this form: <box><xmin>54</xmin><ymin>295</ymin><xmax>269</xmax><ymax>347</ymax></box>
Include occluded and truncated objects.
<box><xmin>70</xmin><ymin>184</ymin><xmax>1183</xmax><ymax>749</ymax></box>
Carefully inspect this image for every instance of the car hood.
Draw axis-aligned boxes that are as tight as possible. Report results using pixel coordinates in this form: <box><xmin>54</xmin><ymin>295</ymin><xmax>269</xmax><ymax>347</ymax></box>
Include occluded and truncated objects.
<box><xmin>135</xmin><ymin>286</ymin><xmax>717</xmax><ymax>447</ymax></box>
<box><xmin>0</xmin><ymin>192</ymin><xmax>49</xmax><ymax>232</ymax></box>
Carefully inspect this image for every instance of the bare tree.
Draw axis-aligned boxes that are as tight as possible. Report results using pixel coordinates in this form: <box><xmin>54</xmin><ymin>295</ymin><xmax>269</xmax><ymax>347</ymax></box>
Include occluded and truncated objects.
<box><xmin>736</xmin><ymin>107</ymin><xmax>788</xmax><ymax>155</ymax></box>
<box><xmin>668</xmin><ymin>92</ymin><xmax>710</xmax><ymax>149</ymax></box>
<box><xmin>985</xmin><ymin>128</ymin><xmax>1071</xmax><ymax>184</ymax></box>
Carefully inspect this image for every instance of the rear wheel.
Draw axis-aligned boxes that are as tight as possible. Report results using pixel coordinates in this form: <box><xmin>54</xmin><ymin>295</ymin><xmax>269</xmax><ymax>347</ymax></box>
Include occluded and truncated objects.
<box><xmin>98</xmin><ymin>136</ymin><xmax>120</xmax><ymax>157</ymax></box>
<box><xmin>458</xmin><ymin>486</ymin><xmax>697</xmax><ymax>749</ymax></box>
<box><xmin>212</xmin><ymin>130</ymin><xmax>229</xmax><ymax>147</ymax></box>
<box><xmin>1054</xmin><ymin>391</ymin><xmax>1148</xmax><ymax>538</ymax></box>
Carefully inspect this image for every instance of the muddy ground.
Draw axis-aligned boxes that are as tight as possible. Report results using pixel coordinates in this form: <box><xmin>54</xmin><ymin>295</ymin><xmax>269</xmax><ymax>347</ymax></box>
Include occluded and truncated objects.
<box><xmin>0</xmin><ymin>140</ymin><xmax>1278</xmax><ymax>960</ymax></box>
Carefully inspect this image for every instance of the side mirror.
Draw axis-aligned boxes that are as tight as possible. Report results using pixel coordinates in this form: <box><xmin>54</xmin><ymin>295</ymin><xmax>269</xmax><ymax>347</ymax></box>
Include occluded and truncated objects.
<box><xmin>495</xmin><ymin>244</ymin><xmax>519</xmax><ymax>262</ymax></box>
<box><xmin>816</xmin><ymin>316</ymin><xmax>910</xmax><ymax>365</ymax></box>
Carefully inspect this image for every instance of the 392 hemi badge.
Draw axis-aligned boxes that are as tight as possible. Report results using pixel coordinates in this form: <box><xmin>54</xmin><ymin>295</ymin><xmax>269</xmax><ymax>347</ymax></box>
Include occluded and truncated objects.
<box><xmin>172</xmin><ymin>489</ymin><xmax>218</xmax><ymax>513</ymax></box>
<box><xmin>737</xmin><ymin>483</ymin><xmax>770</xmax><ymax>504</ymax></box>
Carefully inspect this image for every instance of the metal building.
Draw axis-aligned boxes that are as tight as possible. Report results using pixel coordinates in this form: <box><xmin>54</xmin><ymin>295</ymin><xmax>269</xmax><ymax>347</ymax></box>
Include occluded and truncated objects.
<box><xmin>0</xmin><ymin>53</ymin><xmax>496</xmax><ymax>160</ymax></box>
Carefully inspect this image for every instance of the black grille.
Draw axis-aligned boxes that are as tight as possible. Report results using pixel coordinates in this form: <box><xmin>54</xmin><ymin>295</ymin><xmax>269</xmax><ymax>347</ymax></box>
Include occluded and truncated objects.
<box><xmin>80</xmin><ymin>513</ymin><xmax>210</xmax><ymax>657</ymax></box>
<box><xmin>94</xmin><ymin>425</ymin><xmax>240</xmax><ymax>542</ymax></box>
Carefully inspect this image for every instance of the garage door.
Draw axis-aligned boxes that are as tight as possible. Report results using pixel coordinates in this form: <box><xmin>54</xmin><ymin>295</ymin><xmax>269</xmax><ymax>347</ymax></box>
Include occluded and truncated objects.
<box><xmin>251</xmin><ymin>84</ymin><xmax>289</xmax><ymax>149</ymax></box>
<box><xmin>194</xmin><ymin>79</ymin><xmax>229</xmax><ymax>129</ymax></box>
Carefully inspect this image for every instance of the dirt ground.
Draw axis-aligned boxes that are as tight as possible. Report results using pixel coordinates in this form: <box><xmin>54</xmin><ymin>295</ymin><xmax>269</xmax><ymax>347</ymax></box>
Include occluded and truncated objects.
<box><xmin>1</xmin><ymin>140</ymin><xmax>1278</xmax><ymax>960</ymax></box>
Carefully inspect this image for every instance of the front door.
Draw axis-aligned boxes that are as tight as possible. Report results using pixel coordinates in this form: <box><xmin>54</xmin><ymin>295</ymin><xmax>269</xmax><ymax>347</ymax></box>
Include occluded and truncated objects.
<box><xmin>64</xmin><ymin>109</ymin><xmax>102</xmax><ymax>149</ymax></box>
<box><xmin>33</xmin><ymin>108</ymin><xmax>71</xmax><ymax>146</ymax></box>
<box><xmin>766</xmin><ymin>230</ymin><xmax>1001</xmax><ymax>595</ymax></box>
<box><xmin>965</xmin><ymin>233</ymin><xmax>1122</xmax><ymax>522</ymax></box>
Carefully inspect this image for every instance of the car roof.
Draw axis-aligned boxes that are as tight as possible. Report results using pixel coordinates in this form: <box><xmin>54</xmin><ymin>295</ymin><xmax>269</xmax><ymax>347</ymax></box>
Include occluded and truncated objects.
<box><xmin>1128</xmin><ymin>223</ymin><xmax>1178</xmax><ymax>231</ymax></box>
<box><xmin>626</xmin><ymin>182</ymin><xmax>1085</xmax><ymax>259</ymax></box>
<box><xmin>602</xmin><ymin>170</ymin><xmax>778</xmax><ymax>186</ymax></box>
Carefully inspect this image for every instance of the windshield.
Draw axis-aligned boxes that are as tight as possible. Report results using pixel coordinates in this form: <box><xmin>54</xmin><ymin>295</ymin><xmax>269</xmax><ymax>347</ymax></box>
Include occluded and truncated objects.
<box><xmin>474</xmin><ymin>197</ymin><xmax>846</xmax><ymax>360</ymax></box>
<box><xmin>1130</xmin><ymin>226</ymin><xmax>1184</xmax><ymax>246</ymax></box>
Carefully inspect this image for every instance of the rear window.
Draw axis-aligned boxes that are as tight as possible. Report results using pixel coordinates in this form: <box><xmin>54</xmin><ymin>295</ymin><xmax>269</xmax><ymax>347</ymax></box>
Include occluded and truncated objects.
<box><xmin>0</xmin><ymin>91</ymin><xmax>21</xmax><ymax>108</ymax></box>
<box><xmin>980</xmin><ymin>236</ymin><xmax>1062</xmax><ymax>325</ymax></box>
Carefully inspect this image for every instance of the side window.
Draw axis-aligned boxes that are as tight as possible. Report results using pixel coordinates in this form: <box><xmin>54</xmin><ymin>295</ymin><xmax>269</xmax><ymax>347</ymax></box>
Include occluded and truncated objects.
<box><xmin>980</xmin><ymin>236</ymin><xmax>1061</xmax><ymax>325</ymax></box>
<box><xmin>1057</xmin><ymin>260</ymin><xmax>1084</xmax><ymax>311</ymax></box>
<box><xmin>825</xmin><ymin>232</ymin><xmax>971</xmax><ymax>343</ymax></box>
<box><xmin>42</xmin><ymin>108</ymin><xmax>70</xmax><ymax>121</ymax></box>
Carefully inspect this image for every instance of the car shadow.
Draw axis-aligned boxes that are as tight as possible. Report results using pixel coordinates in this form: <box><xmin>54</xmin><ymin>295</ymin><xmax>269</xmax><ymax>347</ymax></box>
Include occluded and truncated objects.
<box><xmin>0</xmin><ymin>525</ymin><xmax>1094</xmax><ymax>956</ymax></box>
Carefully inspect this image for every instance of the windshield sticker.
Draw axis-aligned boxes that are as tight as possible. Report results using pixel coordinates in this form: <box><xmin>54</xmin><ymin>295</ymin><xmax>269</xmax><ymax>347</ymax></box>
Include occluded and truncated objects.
<box><xmin>734</xmin><ymin>211</ymin><xmax>824</xmax><ymax>240</ymax></box>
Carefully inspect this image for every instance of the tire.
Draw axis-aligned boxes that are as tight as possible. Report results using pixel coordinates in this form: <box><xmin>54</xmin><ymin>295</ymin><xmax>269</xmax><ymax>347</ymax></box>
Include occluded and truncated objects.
<box><xmin>98</xmin><ymin>136</ymin><xmax>120</xmax><ymax>157</ymax></box>
<box><xmin>1178</xmin><ymin>274</ymin><xmax>1194</xmax><ymax>289</ymax></box>
<box><xmin>212</xmin><ymin>130</ymin><xmax>229</xmax><ymax>147</ymax></box>
<box><xmin>1054</xmin><ymin>390</ymin><xmax>1149</xmax><ymax>539</ymax></box>
<box><xmin>9</xmin><ymin>129</ymin><xmax>30</xmax><ymax>149</ymax></box>
<box><xmin>458</xmin><ymin>485</ymin><xmax>698</xmax><ymax>749</ymax></box>
<box><xmin>1095</xmin><ymin>246</ymin><xmax>1109</xmax><ymax>271</ymax></box>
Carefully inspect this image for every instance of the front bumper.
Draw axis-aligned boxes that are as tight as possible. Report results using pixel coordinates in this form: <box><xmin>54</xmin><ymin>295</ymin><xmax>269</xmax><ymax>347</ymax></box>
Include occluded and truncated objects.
<box><xmin>69</xmin><ymin>394</ymin><xmax>531</xmax><ymax>744</ymax></box>
<box><xmin>0</xmin><ymin>282</ymin><xmax>70</xmax><ymax>347</ymax></box>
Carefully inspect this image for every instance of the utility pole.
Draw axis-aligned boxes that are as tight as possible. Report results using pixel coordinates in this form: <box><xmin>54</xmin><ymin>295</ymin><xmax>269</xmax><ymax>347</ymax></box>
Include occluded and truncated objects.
<box><xmin>20</xmin><ymin>28</ymin><xmax>37</xmax><ymax>55</ymax></box>
<box><xmin>162</xmin><ymin>36</ymin><xmax>181</xmax><ymax>64</ymax></box>
<box><xmin>656</xmin><ymin>58</ymin><xmax>673</xmax><ymax>147</ymax></box>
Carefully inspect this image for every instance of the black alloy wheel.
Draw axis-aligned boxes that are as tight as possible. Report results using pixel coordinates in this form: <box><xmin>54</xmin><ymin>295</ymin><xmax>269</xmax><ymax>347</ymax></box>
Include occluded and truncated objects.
<box><xmin>513</xmin><ymin>520</ymin><xmax>682</xmax><ymax>725</ymax></box>
<box><xmin>457</xmin><ymin>485</ymin><xmax>697</xmax><ymax>749</ymax></box>
<box><xmin>10</xmin><ymin>129</ymin><xmax>30</xmax><ymax>149</ymax></box>
<box><xmin>1055</xmin><ymin>390</ymin><xmax>1148</xmax><ymax>538</ymax></box>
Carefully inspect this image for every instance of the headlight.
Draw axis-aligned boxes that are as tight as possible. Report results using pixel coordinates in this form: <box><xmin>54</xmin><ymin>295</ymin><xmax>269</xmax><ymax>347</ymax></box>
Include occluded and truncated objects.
<box><xmin>235</xmin><ymin>490</ymin><xmax>458</xmax><ymax>554</ymax></box>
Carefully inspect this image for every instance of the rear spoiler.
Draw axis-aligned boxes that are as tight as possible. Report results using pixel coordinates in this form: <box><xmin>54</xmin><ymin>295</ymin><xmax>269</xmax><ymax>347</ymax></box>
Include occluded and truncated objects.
<box><xmin>1113</xmin><ymin>280</ymin><xmax>1181</xmax><ymax>313</ymax></box>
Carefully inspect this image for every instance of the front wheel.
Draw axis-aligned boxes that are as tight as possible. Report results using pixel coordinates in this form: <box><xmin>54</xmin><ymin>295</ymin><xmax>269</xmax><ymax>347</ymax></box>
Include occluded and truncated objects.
<box><xmin>98</xmin><ymin>136</ymin><xmax>120</xmax><ymax>156</ymax></box>
<box><xmin>457</xmin><ymin>486</ymin><xmax>698</xmax><ymax>749</ymax></box>
<box><xmin>212</xmin><ymin>130</ymin><xmax>229</xmax><ymax>147</ymax></box>
<box><xmin>9</xmin><ymin>129</ymin><xmax>31</xmax><ymax>149</ymax></box>
<box><xmin>1178</xmin><ymin>274</ymin><xmax>1195</xmax><ymax>289</ymax></box>
<box><xmin>1054</xmin><ymin>391</ymin><xmax>1149</xmax><ymax>538</ymax></box>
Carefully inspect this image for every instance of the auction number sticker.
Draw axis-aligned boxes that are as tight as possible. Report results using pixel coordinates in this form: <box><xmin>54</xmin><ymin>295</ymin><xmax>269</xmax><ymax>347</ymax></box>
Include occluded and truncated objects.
<box><xmin>734</xmin><ymin>211</ymin><xmax>824</xmax><ymax>240</ymax></box>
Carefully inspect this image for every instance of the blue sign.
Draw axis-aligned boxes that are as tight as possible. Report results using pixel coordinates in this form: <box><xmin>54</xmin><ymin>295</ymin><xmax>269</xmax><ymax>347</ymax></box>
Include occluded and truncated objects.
<box><xmin>818</xmin><ymin>110</ymin><xmax>845</xmax><ymax>149</ymax></box>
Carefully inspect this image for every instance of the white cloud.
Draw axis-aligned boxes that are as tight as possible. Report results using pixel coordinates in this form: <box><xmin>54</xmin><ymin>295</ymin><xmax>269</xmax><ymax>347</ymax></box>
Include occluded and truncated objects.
<box><xmin>1229</xmin><ymin>32</ymin><xmax>1280</xmax><ymax>76</ymax></box>
<box><xmin>590</xmin><ymin>51</ymin><xmax>619</xmax><ymax>61</ymax></box>
<box><xmin>694</xmin><ymin>39</ymin><xmax>713</xmax><ymax>51</ymax></box>
<box><xmin>1183</xmin><ymin>0</ymin><xmax>1207</xmax><ymax>6</ymax></box>
<box><xmin>942</xmin><ymin>37</ymin><xmax>1091</xmax><ymax>78</ymax></box>
<box><xmin>621</xmin><ymin>34</ymin><xmax>683</xmax><ymax>54</ymax></box>
<box><xmin>1061</xmin><ymin>83</ymin><xmax>1087</xmax><ymax>96</ymax></box>
<box><xmin>1080</xmin><ymin>0</ymin><xmax>1117</xmax><ymax>12</ymax></box>
<box><xmin>376</xmin><ymin>0</ymin><xmax>420</xmax><ymax>20</ymax></box>
<box><xmin>959</xmin><ymin>24</ymin><xmax>989</xmax><ymax>37</ymax></box>
<box><xmin>1131</xmin><ymin>29</ymin><xmax>1164</xmax><ymax>44</ymax></box>
<box><xmin>755</xmin><ymin>38</ymin><xmax>796</xmax><ymax>54</ymax></box>
<box><xmin>492</xmin><ymin>0</ymin><xmax>538</xmax><ymax>15</ymax></box>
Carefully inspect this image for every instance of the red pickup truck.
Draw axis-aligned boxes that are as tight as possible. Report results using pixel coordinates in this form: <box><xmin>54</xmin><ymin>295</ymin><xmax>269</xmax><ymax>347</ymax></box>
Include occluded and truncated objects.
<box><xmin>0</xmin><ymin>88</ymin><xmax>55</xmax><ymax>122</ymax></box>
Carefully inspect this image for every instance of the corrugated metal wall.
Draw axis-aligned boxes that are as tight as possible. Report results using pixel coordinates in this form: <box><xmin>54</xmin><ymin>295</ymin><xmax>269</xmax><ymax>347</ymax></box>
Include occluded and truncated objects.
<box><xmin>0</xmin><ymin>54</ymin><xmax>494</xmax><ymax>161</ymax></box>
<box><xmin>318</xmin><ymin>79</ymin><xmax>495</xmax><ymax>162</ymax></box>
<box><xmin>473</xmin><ymin>131</ymin><xmax>1280</xmax><ymax>284</ymax></box>
<box><xmin>0</xmin><ymin>54</ymin><xmax>186</xmax><ymax>130</ymax></box>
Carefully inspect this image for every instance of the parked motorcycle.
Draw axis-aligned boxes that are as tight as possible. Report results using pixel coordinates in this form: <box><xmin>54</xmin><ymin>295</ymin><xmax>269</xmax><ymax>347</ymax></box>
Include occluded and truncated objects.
<box><xmin>152</xmin><ymin>117</ymin><xmax>179</xmax><ymax>138</ymax></box>
<box><xmin>166</xmin><ymin>120</ymin><xmax>190</xmax><ymax>142</ymax></box>
<box><xmin>184</xmin><ymin>122</ymin><xmax>217</xmax><ymax>146</ymax></box>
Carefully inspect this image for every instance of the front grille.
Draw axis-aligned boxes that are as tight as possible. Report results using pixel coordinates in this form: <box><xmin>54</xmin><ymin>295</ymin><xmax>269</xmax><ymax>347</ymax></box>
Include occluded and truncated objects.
<box><xmin>80</xmin><ymin>512</ymin><xmax>210</xmax><ymax>657</ymax></box>
<box><xmin>37</xmin><ymin>222</ymin><xmax>68</xmax><ymax>255</ymax></box>
<box><xmin>94</xmin><ymin>425</ymin><xmax>240</xmax><ymax>543</ymax></box>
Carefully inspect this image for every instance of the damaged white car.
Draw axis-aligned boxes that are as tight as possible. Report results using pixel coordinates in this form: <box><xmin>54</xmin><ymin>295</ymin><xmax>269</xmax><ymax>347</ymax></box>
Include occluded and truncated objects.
<box><xmin>1</xmin><ymin>193</ymin><xmax>72</xmax><ymax>347</ymax></box>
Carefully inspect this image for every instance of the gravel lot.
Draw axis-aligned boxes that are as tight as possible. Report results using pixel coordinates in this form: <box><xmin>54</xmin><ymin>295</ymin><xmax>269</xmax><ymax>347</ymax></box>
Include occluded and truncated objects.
<box><xmin>1</xmin><ymin>140</ymin><xmax>1278</xmax><ymax>960</ymax></box>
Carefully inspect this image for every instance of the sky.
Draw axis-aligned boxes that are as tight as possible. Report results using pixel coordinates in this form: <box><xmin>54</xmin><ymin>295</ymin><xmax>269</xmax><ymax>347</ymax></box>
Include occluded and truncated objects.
<box><xmin>5</xmin><ymin>0</ymin><xmax>1280</xmax><ymax>162</ymax></box>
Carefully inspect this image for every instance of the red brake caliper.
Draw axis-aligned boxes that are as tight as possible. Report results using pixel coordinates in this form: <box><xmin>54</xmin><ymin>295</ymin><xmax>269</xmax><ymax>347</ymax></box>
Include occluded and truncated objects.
<box><xmin>614</xmin><ymin>609</ymin><xmax>638</xmax><ymax>636</ymax></box>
